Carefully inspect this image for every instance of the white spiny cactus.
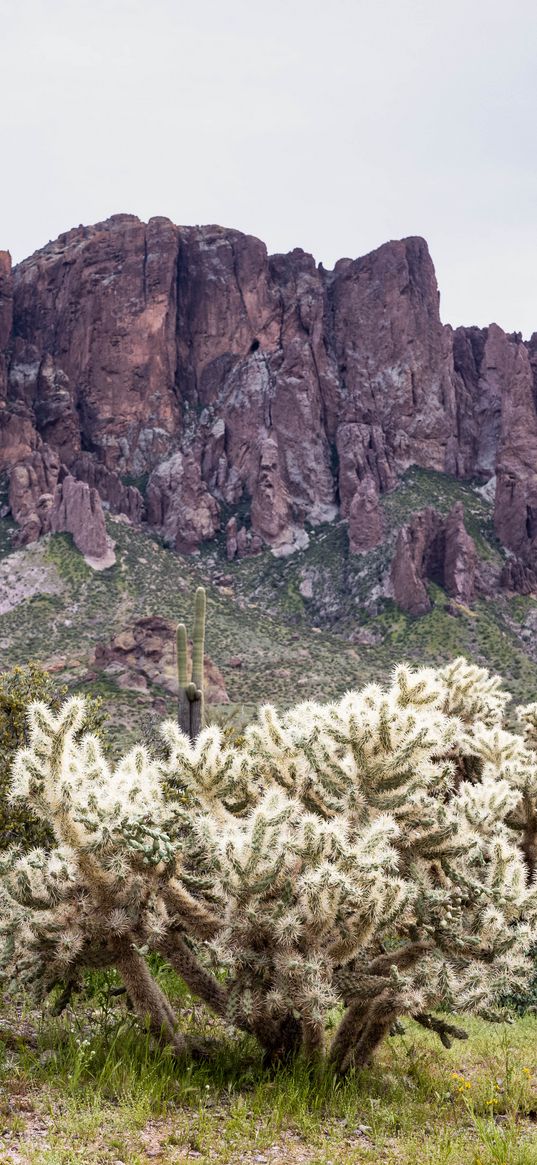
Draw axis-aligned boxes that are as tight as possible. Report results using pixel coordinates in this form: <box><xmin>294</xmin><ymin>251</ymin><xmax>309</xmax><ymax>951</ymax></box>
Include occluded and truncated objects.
<box><xmin>2</xmin><ymin>658</ymin><xmax>537</xmax><ymax>1070</ymax></box>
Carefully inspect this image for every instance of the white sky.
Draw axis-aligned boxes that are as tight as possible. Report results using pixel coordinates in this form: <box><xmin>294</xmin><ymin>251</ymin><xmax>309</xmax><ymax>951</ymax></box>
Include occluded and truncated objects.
<box><xmin>2</xmin><ymin>0</ymin><xmax>537</xmax><ymax>336</ymax></box>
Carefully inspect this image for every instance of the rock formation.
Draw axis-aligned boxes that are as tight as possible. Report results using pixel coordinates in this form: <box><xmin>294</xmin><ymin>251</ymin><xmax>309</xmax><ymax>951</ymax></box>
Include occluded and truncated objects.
<box><xmin>92</xmin><ymin>615</ymin><xmax>229</xmax><ymax>701</ymax></box>
<box><xmin>391</xmin><ymin>504</ymin><xmax>477</xmax><ymax>616</ymax></box>
<box><xmin>347</xmin><ymin>475</ymin><xmax>384</xmax><ymax>553</ymax></box>
<box><xmin>443</xmin><ymin>502</ymin><xmax>477</xmax><ymax>604</ymax></box>
<box><xmin>49</xmin><ymin>475</ymin><xmax>115</xmax><ymax>564</ymax></box>
<box><xmin>8</xmin><ymin>445</ymin><xmax>61</xmax><ymax>545</ymax></box>
<box><xmin>0</xmin><ymin>251</ymin><xmax>12</xmax><ymax>404</ymax></box>
<box><xmin>71</xmin><ymin>453</ymin><xmax>144</xmax><ymax>524</ymax></box>
<box><xmin>146</xmin><ymin>450</ymin><xmax>219</xmax><ymax>551</ymax></box>
<box><xmin>0</xmin><ymin>214</ymin><xmax>536</xmax><ymax>596</ymax></box>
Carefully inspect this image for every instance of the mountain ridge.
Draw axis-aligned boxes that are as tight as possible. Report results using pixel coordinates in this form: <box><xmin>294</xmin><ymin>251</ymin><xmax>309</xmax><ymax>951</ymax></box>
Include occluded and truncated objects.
<box><xmin>1</xmin><ymin>215</ymin><xmax>537</xmax><ymax>597</ymax></box>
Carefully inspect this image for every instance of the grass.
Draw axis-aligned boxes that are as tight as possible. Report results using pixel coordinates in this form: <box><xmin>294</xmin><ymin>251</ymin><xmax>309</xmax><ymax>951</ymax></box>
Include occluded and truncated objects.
<box><xmin>2</xmin><ymin>972</ymin><xmax>537</xmax><ymax>1164</ymax></box>
<box><xmin>3</xmin><ymin>463</ymin><xmax>537</xmax><ymax>736</ymax></box>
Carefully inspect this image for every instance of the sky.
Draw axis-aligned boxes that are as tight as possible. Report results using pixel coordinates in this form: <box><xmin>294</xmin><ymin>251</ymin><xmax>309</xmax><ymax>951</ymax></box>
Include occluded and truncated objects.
<box><xmin>2</xmin><ymin>0</ymin><xmax>537</xmax><ymax>336</ymax></box>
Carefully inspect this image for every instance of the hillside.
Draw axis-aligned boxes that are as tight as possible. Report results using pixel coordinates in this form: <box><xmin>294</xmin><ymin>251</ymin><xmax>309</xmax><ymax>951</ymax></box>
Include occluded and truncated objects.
<box><xmin>2</xmin><ymin>465</ymin><xmax>537</xmax><ymax>745</ymax></box>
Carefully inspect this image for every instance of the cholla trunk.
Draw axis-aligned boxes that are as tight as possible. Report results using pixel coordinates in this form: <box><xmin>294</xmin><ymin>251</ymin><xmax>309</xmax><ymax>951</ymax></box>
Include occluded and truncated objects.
<box><xmin>115</xmin><ymin>947</ymin><xmax>187</xmax><ymax>1056</ymax></box>
<box><xmin>159</xmin><ymin>936</ymin><xmax>229</xmax><ymax>1018</ymax></box>
<box><xmin>330</xmin><ymin>990</ymin><xmax>399</xmax><ymax>1075</ymax></box>
<box><xmin>301</xmin><ymin>1018</ymin><xmax>325</xmax><ymax>1060</ymax></box>
<box><xmin>521</xmin><ymin>793</ymin><xmax>537</xmax><ymax>880</ymax></box>
<box><xmin>331</xmin><ymin>940</ymin><xmax>434</xmax><ymax>1073</ymax></box>
<box><xmin>253</xmin><ymin>1013</ymin><xmax>303</xmax><ymax>1067</ymax></box>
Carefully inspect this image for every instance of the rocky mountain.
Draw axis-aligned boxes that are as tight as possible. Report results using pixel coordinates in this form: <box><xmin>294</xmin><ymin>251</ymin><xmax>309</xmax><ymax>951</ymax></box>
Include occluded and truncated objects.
<box><xmin>1</xmin><ymin>214</ymin><xmax>536</xmax><ymax>602</ymax></box>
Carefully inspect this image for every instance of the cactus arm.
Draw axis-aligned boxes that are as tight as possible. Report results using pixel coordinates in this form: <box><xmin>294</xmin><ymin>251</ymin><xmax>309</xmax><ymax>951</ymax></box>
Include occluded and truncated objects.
<box><xmin>190</xmin><ymin>587</ymin><xmax>206</xmax><ymax>739</ymax></box>
<box><xmin>176</xmin><ymin>588</ymin><xmax>206</xmax><ymax>741</ymax></box>
<box><xmin>192</xmin><ymin>588</ymin><xmax>206</xmax><ymax>693</ymax></box>
<box><xmin>177</xmin><ymin>623</ymin><xmax>190</xmax><ymax>737</ymax></box>
<box><xmin>177</xmin><ymin>623</ymin><xmax>188</xmax><ymax>687</ymax></box>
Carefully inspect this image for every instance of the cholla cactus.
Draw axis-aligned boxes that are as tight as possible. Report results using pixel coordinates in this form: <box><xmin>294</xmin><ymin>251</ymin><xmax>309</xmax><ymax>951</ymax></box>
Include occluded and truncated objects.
<box><xmin>0</xmin><ymin>698</ymin><xmax>187</xmax><ymax>1054</ymax></box>
<box><xmin>2</xmin><ymin>658</ymin><xmax>537</xmax><ymax>1072</ymax></box>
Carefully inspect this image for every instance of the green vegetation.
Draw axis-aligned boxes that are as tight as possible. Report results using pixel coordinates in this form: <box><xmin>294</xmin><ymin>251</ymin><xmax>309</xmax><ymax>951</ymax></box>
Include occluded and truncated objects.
<box><xmin>1</xmin><ymin>466</ymin><xmax>537</xmax><ymax>737</ymax></box>
<box><xmin>2</xmin><ymin>458</ymin><xmax>537</xmax><ymax>1161</ymax></box>
<box><xmin>1</xmin><ymin>975</ymin><xmax>537</xmax><ymax>1163</ymax></box>
<box><xmin>0</xmin><ymin>664</ymin><xmax>105</xmax><ymax>852</ymax></box>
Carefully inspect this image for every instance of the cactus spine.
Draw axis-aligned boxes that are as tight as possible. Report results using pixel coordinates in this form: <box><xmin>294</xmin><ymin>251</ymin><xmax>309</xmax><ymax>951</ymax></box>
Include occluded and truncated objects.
<box><xmin>177</xmin><ymin>586</ymin><xmax>206</xmax><ymax>742</ymax></box>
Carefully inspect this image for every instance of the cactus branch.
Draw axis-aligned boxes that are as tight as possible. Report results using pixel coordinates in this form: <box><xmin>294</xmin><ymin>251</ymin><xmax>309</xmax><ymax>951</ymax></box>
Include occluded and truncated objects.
<box><xmin>115</xmin><ymin>945</ymin><xmax>187</xmax><ymax>1057</ymax></box>
<box><xmin>176</xmin><ymin>587</ymin><xmax>206</xmax><ymax>741</ymax></box>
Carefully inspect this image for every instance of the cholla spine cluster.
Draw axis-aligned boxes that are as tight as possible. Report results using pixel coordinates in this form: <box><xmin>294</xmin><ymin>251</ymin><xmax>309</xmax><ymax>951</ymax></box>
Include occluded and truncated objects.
<box><xmin>2</xmin><ymin>656</ymin><xmax>537</xmax><ymax>1071</ymax></box>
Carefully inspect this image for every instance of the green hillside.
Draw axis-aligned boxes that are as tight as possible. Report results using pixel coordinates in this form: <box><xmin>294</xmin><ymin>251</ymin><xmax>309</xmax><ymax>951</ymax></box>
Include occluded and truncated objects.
<box><xmin>1</xmin><ymin>467</ymin><xmax>537</xmax><ymax>742</ymax></box>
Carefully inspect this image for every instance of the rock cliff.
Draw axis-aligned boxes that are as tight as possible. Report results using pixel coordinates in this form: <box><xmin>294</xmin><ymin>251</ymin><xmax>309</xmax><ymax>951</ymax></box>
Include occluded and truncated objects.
<box><xmin>1</xmin><ymin>215</ymin><xmax>536</xmax><ymax>599</ymax></box>
<box><xmin>390</xmin><ymin>504</ymin><xmax>477</xmax><ymax>616</ymax></box>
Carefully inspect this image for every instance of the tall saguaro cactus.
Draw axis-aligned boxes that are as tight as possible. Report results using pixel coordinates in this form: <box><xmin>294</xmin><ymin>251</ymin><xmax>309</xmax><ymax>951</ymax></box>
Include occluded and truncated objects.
<box><xmin>177</xmin><ymin>586</ymin><xmax>206</xmax><ymax>742</ymax></box>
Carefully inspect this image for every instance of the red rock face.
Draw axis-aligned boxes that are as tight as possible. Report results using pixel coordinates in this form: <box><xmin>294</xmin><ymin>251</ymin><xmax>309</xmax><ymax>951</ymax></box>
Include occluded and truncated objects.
<box><xmin>327</xmin><ymin>238</ymin><xmax>459</xmax><ymax>484</ymax></box>
<box><xmin>0</xmin><ymin>251</ymin><xmax>12</xmax><ymax>404</ymax></box>
<box><xmin>491</xmin><ymin>329</ymin><xmax>537</xmax><ymax>568</ymax></box>
<box><xmin>1</xmin><ymin>216</ymin><xmax>537</xmax><ymax>587</ymax></box>
<box><xmin>347</xmin><ymin>475</ymin><xmax>384</xmax><ymax>553</ymax></box>
<box><xmin>391</xmin><ymin>504</ymin><xmax>477</xmax><ymax>616</ymax></box>
<box><xmin>8</xmin><ymin>445</ymin><xmax>61</xmax><ymax>545</ymax></box>
<box><xmin>11</xmin><ymin>216</ymin><xmax>181</xmax><ymax>472</ymax></box>
<box><xmin>49</xmin><ymin>475</ymin><xmax>113</xmax><ymax>561</ymax></box>
<box><xmin>443</xmin><ymin>502</ymin><xmax>477</xmax><ymax>605</ymax></box>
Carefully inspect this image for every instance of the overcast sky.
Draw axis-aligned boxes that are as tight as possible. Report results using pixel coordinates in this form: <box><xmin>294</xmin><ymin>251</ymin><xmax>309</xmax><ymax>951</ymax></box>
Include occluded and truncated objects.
<box><xmin>2</xmin><ymin>0</ymin><xmax>536</xmax><ymax>335</ymax></box>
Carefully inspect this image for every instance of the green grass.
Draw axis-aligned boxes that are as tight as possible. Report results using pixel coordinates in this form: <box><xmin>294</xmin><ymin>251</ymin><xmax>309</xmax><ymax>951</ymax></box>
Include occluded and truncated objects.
<box><xmin>3</xmin><ymin>465</ymin><xmax>537</xmax><ymax>738</ymax></box>
<box><xmin>2</xmin><ymin>973</ymin><xmax>537</xmax><ymax>1164</ymax></box>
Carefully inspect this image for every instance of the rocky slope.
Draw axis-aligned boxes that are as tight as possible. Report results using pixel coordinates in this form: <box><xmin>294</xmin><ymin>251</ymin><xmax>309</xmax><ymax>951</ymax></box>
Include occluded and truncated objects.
<box><xmin>0</xmin><ymin>215</ymin><xmax>536</xmax><ymax>602</ymax></box>
<box><xmin>2</xmin><ymin>468</ymin><xmax>537</xmax><ymax>747</ymax></box>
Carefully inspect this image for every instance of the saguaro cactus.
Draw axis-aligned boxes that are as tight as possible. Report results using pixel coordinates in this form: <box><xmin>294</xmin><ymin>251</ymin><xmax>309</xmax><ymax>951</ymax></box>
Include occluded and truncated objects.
<box><xmin>177</xmin><ymin>586</ymin><xmax>206</xmax><ymax>742</ymax></box>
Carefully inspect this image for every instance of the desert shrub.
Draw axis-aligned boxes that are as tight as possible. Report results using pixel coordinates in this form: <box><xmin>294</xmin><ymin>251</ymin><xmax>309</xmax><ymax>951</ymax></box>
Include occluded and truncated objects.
<box><xmin>1</xmin><ymin>658</ymin><xmax>537</xmax><ymax>1072</ymax></box>
<box><xmin>0</xmin><ymin>663</ymin><xmax>105</xmax><ymax>852</ymax></box>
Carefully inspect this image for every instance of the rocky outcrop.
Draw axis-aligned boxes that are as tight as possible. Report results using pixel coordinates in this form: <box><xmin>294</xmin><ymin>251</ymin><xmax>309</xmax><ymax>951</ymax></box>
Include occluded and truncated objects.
<box><xmin>491</xmin><ymin>329</ymin><xmax>537</xmax><ymax>571</ymax></box>
<box><xmin>347</xmin><ymin>475</ymin><xmax>383</xmax><ymax>553</ymax></box>
<box><xmin>443</xmin><ymin>502</ymin><xmax>477</xmax><ymax>605</ymax></box>
<box><xmin>10</xmin><ymin>216</ymin><xmax>180</xmax><ymax>472</ymax></box>
<box><xmin>0</xmin><ymin>253</ymin><xmax>36</xmax><ymax>473</ymax></box>
<box><xmin>391</xmin><ymin>504</ymin><xmax>477</xmax><ymax>616</ymax></box>
<box><xmin>225</xmin><ymin>516</ymin><xmax>263</xmax><ymax>560</ymax></box>
<box><xmin>92</xmin><ymin>614</ymin><xmax>229</xmax><ymax>701</ymax></box>
<box><xmin>391</xmin><ymin>510</ymin><xmax>442</xmax><ymax>616</ymax></box>
<box><xmin>0</xmin><ymin>215</ymin><xmax>536</xmax><ymax>590</ymax></box>
<box><xmin>501</xmin><ymin>559</ymin><xmax>537</xmax><ymax>596</ymax></box>
<box><xmin>327</xmin><ymin>238</ymin><xmax>459</xmax><ymax>484</ymax></box>
<box><xmin>49</xmin><ymin>475</ymin><xmax>115</xmax><ymax>564</ymax></box>
<box><xmin>71</xmin><ymin>452</ymin><xmax>144</xmax><ymax>523</ymax></box>
<box><xmin>146</xmin><ymin>450</ymin><xmax>219</xmax><ymax>551</ymax></box>
<box><xmin>8</xmin><ymin>445</ymin><xmax>61</xmax><ymax>545</ymax></box>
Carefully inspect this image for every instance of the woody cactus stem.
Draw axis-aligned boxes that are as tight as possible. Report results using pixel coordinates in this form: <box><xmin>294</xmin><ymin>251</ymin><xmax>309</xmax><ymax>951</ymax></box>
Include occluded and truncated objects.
<box><xmin>176</xmin><ymin>586</ymin><xmax>206</xmax><ymax>742</ymax></box>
